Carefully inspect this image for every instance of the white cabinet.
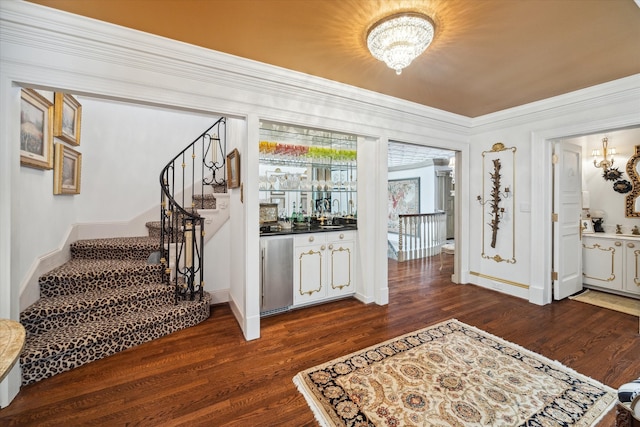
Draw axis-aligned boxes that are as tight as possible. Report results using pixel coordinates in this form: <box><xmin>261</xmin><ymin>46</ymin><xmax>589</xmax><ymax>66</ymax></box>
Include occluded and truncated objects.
<box><xmin>624</xmin><ymin>240</ymin><xmax>640</xmax><ymax>296</ymax></box>
<box><xmin>582</xmin><ymin>234</ymin><xmax>640</xmax><ymax>297</ymax></box>
<box><xmin>294</xmin><ymin>235</ymin><xmax>325</xmax><ymax>305</ymax></box>
<box><xmin>327</xmin><ymin>236</ymin><xmax>355</xmax><ymax>299</ymax></box>
<box><xmin>293</xmin><ymin>231</ymin><xmax>355</xmax><ymax>307</ymax></box>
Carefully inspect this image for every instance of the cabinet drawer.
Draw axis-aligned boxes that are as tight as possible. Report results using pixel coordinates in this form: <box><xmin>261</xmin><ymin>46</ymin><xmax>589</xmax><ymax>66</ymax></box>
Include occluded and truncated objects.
<box><xmin>295</xmin><ymin>233</ymin><xmax>326</xmax><ymax>246</ymax></box>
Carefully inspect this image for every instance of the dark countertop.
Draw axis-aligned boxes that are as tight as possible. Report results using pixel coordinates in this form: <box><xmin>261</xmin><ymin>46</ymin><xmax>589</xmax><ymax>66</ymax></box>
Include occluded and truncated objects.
<box><xmin>259</xmin><ymin>223</ymin><xmax>357</xmax><ymax>237</ymax></box>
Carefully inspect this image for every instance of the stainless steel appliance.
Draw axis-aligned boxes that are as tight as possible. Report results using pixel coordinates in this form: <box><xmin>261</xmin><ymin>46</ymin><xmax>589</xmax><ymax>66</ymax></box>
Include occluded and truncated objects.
<box><xmin>260</xmin><ymin>236</ymin><xmax>293</xmax><ymax>316</ymax></box>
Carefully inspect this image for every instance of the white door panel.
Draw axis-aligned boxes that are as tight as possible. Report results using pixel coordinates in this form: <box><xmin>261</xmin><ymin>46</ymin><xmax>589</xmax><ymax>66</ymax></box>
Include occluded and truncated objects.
<box><xmin>553</xmin><ymin>142</ymin><xmax>583</xmax><ymax>300</ymax></box>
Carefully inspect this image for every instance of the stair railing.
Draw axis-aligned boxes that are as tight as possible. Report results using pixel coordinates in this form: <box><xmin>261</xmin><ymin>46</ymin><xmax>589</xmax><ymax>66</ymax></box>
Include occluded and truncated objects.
<box><xmin>397</xmin><ymin>212</ymin><xmax>447</xmax><ymax>264</ymax></box>
<box><xmin>159</xmin><ymin>117</ymin><xmax>226</xmax><ymax>302</ymax></box>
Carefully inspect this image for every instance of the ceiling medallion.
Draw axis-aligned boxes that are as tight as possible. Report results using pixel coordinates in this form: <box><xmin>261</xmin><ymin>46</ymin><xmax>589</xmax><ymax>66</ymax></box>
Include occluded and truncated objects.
<box><xmin>366</xmin><ymin>12</ymin><xmax>435</xmax><ymax>75</ymax></box>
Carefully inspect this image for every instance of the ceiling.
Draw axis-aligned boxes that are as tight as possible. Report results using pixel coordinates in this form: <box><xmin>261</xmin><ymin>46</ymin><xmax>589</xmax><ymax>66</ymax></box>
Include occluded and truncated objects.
<box><xmin>27</xmin><ymin>0</ymin><xmax>640</xmax><ymax>118</ymax></box>
<box><xmin>387</xmin><ymin>142</ymin><xmax>453</xmax><ymax>169</ymax></box>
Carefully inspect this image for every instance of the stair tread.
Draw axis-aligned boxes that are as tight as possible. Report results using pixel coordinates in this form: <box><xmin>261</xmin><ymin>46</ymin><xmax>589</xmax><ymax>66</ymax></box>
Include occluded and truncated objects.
<box><xmin>21</xmin><ymin>295</ymin><xmax>210</xmax><ymax>361</ymax></box>
<box><xmin>73</xmin><ymin>235</ymin><xmax>158</xmax><ymax>245</ymax></box>
<box><xmin>43</xmin><ymin>258</ymin><xmax>158</xmax><ymax>276</ymax></box>
<box><xmin>23</xmin><ymin>283</ymin><xmax>171</xmax><ymax>317</ymax></box>
<box><xmin>71</xmin><ymin>236</ymin><xmax>160</xmax><ymax>261</ymax></box>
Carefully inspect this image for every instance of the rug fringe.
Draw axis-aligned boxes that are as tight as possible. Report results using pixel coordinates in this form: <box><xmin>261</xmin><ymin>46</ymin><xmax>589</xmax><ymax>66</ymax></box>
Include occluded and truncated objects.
<box><xmin>293</xmin><ymin>374</ymin><xmax>332</xmax><ymax>427</ymax></box>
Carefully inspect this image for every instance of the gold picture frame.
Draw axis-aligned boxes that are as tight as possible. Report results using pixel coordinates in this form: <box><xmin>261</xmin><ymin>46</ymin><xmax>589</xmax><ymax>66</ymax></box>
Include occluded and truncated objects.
<box><xmin>20</xmin><ymin>88</ymin><xmax>54</xmax><ymax>169</ymax></box>
<box><xmin>226</xmin><ymin>148</ymin><xmax>240</xmax><ymax>189</ymax></box>
<box><xmin>53</xmin><ymin>92</ymin><xmax>82</xmax><ymax>146</ymax></box>
<box><xmin>53</xmin><ymin>143</ymin><xmax>82</xmax><ymax>195</ymax></box>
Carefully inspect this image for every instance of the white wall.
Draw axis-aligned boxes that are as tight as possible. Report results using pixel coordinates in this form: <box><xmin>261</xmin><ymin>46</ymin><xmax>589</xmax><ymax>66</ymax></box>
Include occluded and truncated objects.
<box><xmin>576</xmin><ymin>128</ymin><xmax>640</xmax><ymax>233</ymax></box>
<box><xmin>469</xmin><ymin>82</ymin><xmax>640</xmax><ymax>304</ymax></box>
<box><xmin>17</xmin><ymin>92</ymin><xmax>217</xmax><ymax>309</ymax></box>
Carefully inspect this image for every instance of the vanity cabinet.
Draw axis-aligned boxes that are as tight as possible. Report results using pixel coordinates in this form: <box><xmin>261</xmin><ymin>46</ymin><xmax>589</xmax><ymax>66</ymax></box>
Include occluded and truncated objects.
<box><xmin>582</xmin><ymin>234</ymin><xmax>640</xmax><ymax>297</ymax></box>
<box><xmin>293</xmin><ymin>231</ymin><xmax>355</xmax><ymax>307</ymax></box>
<box><xmin>624</xmin><ymin>240</ymin><xmax>640</xmax><ymax>295</ymax></box>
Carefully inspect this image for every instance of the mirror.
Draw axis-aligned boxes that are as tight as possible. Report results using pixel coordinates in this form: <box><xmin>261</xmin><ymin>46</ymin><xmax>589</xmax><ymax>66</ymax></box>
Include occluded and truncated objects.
<box><xmin>626</xmin><ymin>145</ymin><xmax>640</xmax><ymax>218</ymax></box>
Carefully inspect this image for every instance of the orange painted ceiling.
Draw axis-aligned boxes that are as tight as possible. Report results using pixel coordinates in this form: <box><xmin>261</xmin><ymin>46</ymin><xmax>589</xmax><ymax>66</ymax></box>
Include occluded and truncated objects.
<box><xmin>27</xmin><ymin>0</ymin><xmax>640</xmax><ymax>117</ymax></box>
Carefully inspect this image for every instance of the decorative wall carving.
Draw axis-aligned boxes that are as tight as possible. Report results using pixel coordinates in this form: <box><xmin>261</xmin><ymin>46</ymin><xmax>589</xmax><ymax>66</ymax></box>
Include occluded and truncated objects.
<box><xmin>626</xmin><ymin>145</ymin><xmax>640</xmax><ymax>218</ymax></box>
<box><xmin>479</xmin><ymin>143</ymin><xmax>516</xmax><ymax>263</ymax></box>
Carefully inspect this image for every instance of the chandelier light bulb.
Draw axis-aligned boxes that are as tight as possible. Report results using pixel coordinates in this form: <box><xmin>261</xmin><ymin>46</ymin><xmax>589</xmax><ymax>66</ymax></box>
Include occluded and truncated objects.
<box><xmin>367</xmin><ymin>12</ymin><xmax>435</xmax><ymax>75</ymax></box>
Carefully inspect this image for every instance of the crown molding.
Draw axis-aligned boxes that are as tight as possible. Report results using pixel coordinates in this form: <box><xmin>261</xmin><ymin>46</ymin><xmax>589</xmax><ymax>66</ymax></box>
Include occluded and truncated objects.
<box><xmin>470</xmin><ymin>74</ymin><xmax>640</xmax><ymax>132</ymax></box>
<box><xmin>0</xmin><ymin>1</ymin><xmax>471</xmax><ymax>139</ymax></box>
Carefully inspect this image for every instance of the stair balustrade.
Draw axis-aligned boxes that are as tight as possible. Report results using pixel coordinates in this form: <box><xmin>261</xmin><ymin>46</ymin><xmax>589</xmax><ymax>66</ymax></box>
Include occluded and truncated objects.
<box><xmin>159</xmin><ymin>117</ymin><xmax>226</xmax><ymax>302</ymax></box>
<box><xmin>397</xmin><ymin>212</ymin><xmax>447</xmax><ymax>264</ymax></box>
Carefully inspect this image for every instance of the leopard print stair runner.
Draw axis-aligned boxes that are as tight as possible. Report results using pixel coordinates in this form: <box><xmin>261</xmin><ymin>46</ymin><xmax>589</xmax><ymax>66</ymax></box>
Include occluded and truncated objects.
<box><xmin>19</xmin><ymin>235</ymin><xmax>211</xmax><ymax>385</ymax></box>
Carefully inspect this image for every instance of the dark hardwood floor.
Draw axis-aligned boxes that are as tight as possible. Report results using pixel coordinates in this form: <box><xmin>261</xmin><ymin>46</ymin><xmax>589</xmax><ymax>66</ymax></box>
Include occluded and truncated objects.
<box><xmin>1</xmin><ymin>255</ymin><xmax>638</xmax><ymax>426</ymax></box>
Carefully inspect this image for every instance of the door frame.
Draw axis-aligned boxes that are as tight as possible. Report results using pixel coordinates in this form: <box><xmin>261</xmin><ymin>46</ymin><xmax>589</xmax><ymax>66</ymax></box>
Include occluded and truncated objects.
<box><xmin>530</xmin><ymin>115</ymin><xmax>640</xmax><ymax>305</ymax></box>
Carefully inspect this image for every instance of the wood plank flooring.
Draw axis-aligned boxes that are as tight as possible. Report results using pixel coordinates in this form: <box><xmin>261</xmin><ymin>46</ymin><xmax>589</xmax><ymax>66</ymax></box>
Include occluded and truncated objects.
<box><xmin>1</xmin><ymin>255</ymin><xmax>638</xmax><ymax>426</ymax></box>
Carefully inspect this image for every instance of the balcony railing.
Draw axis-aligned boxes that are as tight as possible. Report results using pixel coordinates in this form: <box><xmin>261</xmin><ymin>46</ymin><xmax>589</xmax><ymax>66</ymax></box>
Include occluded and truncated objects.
<box><xmin>397</xmin><ymin>212</ymin><xmax>447</xmax><ymax>265</ymax></box>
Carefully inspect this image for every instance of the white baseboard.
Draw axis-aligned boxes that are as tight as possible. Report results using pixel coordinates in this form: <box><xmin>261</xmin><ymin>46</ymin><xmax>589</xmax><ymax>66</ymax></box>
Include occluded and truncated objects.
<box><xmin>208</xmin><ymin>289</ymin><xmax>229</xmax><ymax>304</ymax></box>
<box><xmin>19</xmin><ymin>226</ymin><xmax>76</xmax><ymax>311</ymax></box>
<box><xmin>19</xmin><ymin>198</ymin><xmax>230</xmax><ymax>311</ymax></box>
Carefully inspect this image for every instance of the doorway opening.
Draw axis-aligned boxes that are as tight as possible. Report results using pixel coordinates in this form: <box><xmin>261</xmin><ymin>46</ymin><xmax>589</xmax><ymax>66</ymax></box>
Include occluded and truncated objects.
<box><xmin>551</xmin><ymin>126</ymin><xmax>640</xmax><ymax>301</ymax></box>
<box><xmin>386</xmin><ymin>141</ymin><xmax>457</xmax><ymax>274</ymax></box>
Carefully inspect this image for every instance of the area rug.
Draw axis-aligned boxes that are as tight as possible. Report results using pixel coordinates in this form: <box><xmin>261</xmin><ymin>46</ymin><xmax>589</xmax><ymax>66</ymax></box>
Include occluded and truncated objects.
<box><xmin>293</xmin><ymin>319</ymin><xmax>616</xmax><ymax>426</ymax></box>
<box><xmin>569</xmin><ymin>289</ymin><xmax>640</xmax><ymax>316</ymax></box>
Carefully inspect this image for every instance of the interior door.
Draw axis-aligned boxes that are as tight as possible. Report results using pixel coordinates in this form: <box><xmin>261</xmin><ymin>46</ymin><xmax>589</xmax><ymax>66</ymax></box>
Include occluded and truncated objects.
<box><xmin>553</xmin><ymin>141</ymin><xmax>583</xmax><ymax>300</ymax></box>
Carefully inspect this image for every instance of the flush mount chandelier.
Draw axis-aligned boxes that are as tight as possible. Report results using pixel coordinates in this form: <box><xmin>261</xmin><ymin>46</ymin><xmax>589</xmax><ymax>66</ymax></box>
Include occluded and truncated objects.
<box><xmin>366</xmin><ymin>12</ymin><xmax>435</xmax><ymax>75</ymax></box>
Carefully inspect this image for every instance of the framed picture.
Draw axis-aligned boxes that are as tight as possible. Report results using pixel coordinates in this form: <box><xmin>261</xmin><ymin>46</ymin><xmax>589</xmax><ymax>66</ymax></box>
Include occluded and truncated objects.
<box><xmin>53</xmin><ymin>92</ymin><xmax>82</xmax><ymax>146</ymax></box>
<box><xmin>226</xmin><ymin>148</ymin><xmax>240</xmax><ymax>189</ymax></box>
<box><xmin>581</xmin><ymin>219</ymin><xmax>594</xmax><ymax>234</ymax></box>
<box><xmin>20</xmin><ymin>88</ymin><xmax>54</xmax><ymax>169</ymax></box>
<box><xmin>259</xmin><ymin>203</ymin><xmax>278</xmax><ymax>225</ymax></box>
<box><xmin>53</xmin><ymin>143</ymin><xmax>82</xmax><ymax>195</ymax></box>
<box><xmin>388</xmin><ymin>177</ymin><xmax>420</xmax><ymax>233</ymax></box>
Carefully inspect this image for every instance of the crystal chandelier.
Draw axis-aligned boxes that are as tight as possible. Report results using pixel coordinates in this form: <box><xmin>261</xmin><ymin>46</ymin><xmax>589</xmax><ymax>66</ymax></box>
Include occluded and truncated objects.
<box><xmin>366</xmin><ymin>12</ymin><xmax>435</xmax><ymax>75</ymax></box>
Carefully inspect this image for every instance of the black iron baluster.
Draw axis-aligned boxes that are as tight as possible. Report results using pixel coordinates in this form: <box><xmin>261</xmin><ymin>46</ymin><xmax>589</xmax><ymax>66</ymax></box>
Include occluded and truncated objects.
<box><xmin>158</xmin><ymin>117</ymin><xmax>227</xmax><ymax>303</ymax></box>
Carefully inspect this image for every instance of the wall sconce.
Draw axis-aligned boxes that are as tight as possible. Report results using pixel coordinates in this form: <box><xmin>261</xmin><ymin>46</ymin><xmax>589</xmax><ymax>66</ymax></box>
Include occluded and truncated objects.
<box><xmin>477</xmin><ymin>186</ymin><xmax>511</xmax><ymax>205</ymax></box>
<box><xmin>592</xmin><ymin>137</ymin><xmax>616</xmax><ymax>170</ymax></box>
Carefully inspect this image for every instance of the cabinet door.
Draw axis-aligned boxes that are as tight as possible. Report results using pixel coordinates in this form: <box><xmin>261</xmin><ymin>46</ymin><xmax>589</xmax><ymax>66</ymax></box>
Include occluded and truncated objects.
<box><xmin>624</xmin><ymin>241</ymin><xmax>640</xmax><ymax>295</ymax></box>
<box><xmin>327</xmin><ymin>240</ymin><xmax>354</xmax><ymax>298</ymax></box>
<box><xmin>582</xmin><ymin>238</ymin><xmax>623</xmax><ymax>290</ymax></box>
<box><xmin>293</xmin><ymin>243</ymin><xmax>327</xmax><ymax>305</ymax></box>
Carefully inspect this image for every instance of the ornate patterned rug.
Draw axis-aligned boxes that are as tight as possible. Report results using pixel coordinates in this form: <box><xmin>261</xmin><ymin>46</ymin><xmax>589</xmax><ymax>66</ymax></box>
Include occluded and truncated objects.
<box><xmin>293</xmin><ymin>319</ymin><xmax>616</xmax><ymax>426</ymax></box>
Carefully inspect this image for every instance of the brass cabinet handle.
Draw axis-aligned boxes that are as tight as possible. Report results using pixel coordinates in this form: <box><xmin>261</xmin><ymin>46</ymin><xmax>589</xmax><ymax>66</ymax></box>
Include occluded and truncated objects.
<box><xmin>615</xmin><ymin>242</ymin><xmax>622</xmax><ymax>246</ymax></box>
<box><xmin>628</xmin><ymin>242</ymin><xmax>636</xmax><ymax>248</ymax></box>
<box><xmin>308</xmin><ymin>236</ymin><xmax>314</xmax><ymax>242</ymax></box>
<box><xmin>339</xmin><ymin>233</ymin><xmax>344</xmax><ymax>239</ymax></box>
<box><xmin>328</xmin><ymin>244</ymin><xmax>334</xmax><ymax>250</ymax></box>
<box><xmin>321</xmin><ymin>245</ymin><xmax>326</xmax><ymax>250</ymax></box>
